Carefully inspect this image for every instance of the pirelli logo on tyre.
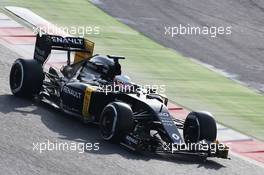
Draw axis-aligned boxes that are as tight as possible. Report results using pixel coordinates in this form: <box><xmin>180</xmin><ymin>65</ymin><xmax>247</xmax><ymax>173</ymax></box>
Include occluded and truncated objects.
<box><xmin>82</xmin><ymin>86</ymin><xmax>96</xmax><ymax>119</ymax></box>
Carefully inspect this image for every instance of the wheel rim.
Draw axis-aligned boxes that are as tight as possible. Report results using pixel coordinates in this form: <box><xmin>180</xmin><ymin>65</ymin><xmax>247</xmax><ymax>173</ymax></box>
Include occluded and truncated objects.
<box><xmin>10</xmin><ymin>61</ymin><xmax>24</xmax><ymax>93</ymax></box>
<box><xmin>101</xmin><ymin>105</ymin><xmax>117</xmax><ymax>140</ymax></box>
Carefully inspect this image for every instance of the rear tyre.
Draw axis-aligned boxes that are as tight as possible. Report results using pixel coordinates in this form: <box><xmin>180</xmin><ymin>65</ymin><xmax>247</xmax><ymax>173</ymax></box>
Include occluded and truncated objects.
<box><xmin>9</xmin><ymin>58</ymin><xmax>44</xmax><ymax>98</ymax></box>
<box><xmin>99</xmin><ymin>102</ymin><xmax>134</xmax><ymax>142</ymax></box>
<box><xmin>183</xmin><ymin>111</ymin><xmax>217</xmax><ymax>143</ymax></box>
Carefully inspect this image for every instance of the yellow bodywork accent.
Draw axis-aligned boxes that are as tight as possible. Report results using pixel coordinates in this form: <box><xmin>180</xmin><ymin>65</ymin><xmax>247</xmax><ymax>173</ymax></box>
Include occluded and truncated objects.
<box><xmin>74</xmin><ymin>39</ymin><xmax>94</xmax><ymax>64</ymax></box>
<box><xmin>82</xmin><ymin>86</ymin><xmax>96</xmax><ymax>119</ymax></box>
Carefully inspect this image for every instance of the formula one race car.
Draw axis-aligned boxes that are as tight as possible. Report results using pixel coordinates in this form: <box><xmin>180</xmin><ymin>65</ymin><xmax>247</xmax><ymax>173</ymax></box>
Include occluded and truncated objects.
<box><xmin>9</xmin><ymin>34</ymin><xmax>229</xmax><ymax>159</ymax></box>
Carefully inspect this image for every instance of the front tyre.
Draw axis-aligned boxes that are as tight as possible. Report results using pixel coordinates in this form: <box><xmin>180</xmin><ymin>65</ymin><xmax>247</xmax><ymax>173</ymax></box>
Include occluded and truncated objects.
<box><xmin>9</xmin><ymin>58</ymin><xmax>44</xmax><ymax>98</ymax></box>
<box><xmin>99</xmin><ymin>102</ymin><xmax>134</xmax><ymax>142</ymax></box>
<box><xmin>183</xmin><ymin>111</ymin><xmax>217</xmax><ymax>143</ymax></box>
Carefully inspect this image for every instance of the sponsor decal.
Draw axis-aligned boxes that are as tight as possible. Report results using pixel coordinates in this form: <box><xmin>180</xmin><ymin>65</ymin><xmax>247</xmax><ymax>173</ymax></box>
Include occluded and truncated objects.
<box><xmin>161</xmin><ymin>120</ymin><xmax>174</xmax><ymax>126</ymax></box>
<box><xmin>172</xmin><ymin>133</ymin><xmax>180</xmax><ymax>141</ymax></box>
<box><xmin>51</xmin><ymin>36</ymin><xmax>84</xmax><ymax>46</ymax></box>
<box><xmin>62</xmin><ymin>86</ymin><xmax>82</xmax><ymax>99</ymax></box>
<box><xmin>159</xmin><ymin>112</ymin><xmax>169</xmax><ymax>117</ymax></box>
<box><xmin>125</xmin><ymin>135</ymin><xmax>139</xmax><ymax>145</ymax></box>
<box><xmin>160</xmin><ymin>115</ymin><xmax>174</xmax><ymax>126</ymax></box>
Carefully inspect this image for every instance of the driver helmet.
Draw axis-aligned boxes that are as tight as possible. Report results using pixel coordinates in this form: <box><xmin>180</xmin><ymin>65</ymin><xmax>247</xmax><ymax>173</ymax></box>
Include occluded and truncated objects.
<box><xmin>114</xmin><ymin>75</ymin><xmax>131</xmax><ymax>85</ymax></box>
<box><xmin>90</xmin><ymin>55</ymin><xmax>119</xmax><ymax>80</ymax></box>
<box><xmin>114</xmin><ymin>75</ymin><xmax>132</xmax><ymax>92</ymax></box>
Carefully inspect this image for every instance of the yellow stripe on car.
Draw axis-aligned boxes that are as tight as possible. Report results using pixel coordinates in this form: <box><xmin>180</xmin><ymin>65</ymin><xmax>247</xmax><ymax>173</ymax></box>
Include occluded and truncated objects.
<box><xmin>82</xmin><ymin>86</ymin><xmax>96</xmax><ymax>119</ymax></box>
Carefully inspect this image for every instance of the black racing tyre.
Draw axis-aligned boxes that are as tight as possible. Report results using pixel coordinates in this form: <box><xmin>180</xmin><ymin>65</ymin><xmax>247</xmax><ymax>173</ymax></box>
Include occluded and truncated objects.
<box><xmin>9</xmin><ymin>58</ymin><xmax>44</xmax><ymax>98</ymax></box>
<box><xmin>99</xmin><ymin>102</ymin><xmax>134</xmax><ymax>142</ymax></box>
<box><xmin>183</xmin><ymin>111</ymin><xmax>217</xmax><ymax>143</ymax></box>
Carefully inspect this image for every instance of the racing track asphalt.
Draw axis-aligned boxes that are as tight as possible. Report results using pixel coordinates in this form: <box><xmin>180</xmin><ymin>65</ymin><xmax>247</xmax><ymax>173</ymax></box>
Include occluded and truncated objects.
<box><xmin>92</xmin><ymin>0</ymin><xmax>264</xmax><ymax>93</ymax></box>
<box><xmin>0</xmin><ymin>44</ymin><xmax>263</xmax><ymax>174</ymax></box>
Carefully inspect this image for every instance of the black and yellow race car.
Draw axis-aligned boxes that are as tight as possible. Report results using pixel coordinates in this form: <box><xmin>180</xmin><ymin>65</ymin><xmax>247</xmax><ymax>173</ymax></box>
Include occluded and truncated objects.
<box><xmin>9</xmin><ymin>33</ymin><xmax>229</xmax><ymax>159</ymax></box>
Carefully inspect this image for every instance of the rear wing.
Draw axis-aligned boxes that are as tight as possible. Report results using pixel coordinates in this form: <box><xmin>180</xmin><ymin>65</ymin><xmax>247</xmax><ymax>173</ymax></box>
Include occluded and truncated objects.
<box><xmin>33</xmin><ymin>33</ymin><xmax>94</xmax><ymax>65</ymax></box>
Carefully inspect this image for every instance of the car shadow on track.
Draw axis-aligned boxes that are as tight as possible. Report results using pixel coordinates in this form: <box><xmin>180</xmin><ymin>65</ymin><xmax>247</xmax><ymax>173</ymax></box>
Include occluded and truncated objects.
<box><xmin>0</xmin><ymin>94</ymin><xmax>226</xmax><ymax>170</ymax></box>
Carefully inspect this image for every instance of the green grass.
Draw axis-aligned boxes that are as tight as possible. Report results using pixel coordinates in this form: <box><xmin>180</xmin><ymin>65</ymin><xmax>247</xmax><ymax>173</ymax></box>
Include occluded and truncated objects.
<box><xmin>1</xmin><ymin>0</ymin><xmax>264</xmax><ymax>140</ymax></box>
